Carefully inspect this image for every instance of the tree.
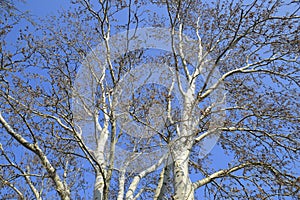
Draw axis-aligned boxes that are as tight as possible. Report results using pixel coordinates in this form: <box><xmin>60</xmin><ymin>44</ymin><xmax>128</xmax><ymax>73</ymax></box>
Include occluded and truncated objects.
<box><xmin>0</xmin><ymin>0</ymin><xmax>299</xmax><ymax>199</ymax></box>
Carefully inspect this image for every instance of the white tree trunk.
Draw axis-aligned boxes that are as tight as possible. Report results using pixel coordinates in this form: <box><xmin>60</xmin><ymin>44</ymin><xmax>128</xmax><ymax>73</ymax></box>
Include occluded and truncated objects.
<box><xmin>94</xmin><ymin>171</ymin><xmax>105</xmax><ymax>200</ymax></box>
<box><xmin>154</xmin><ymin>164</ymin><xmax>173</xmax><ymax>200</ymax></box>
<box><xmin>172</xmin><ymin>91</ymin><xmax>195</xmax><ymax>199</ymax></box>
<box><xmin>93</xmin><ymin>109</ymin><xmax>109</xmax><ymax>200</ymax></box>
<box><xmin>172</xmin><ymin>148</ymin><xmax>194</xmax><ymax>200</ymax></box>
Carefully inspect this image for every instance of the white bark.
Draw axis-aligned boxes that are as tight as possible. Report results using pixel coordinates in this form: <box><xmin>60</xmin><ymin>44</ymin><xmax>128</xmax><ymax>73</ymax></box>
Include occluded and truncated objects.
<box><xmin>0</xmin><ymin>112</ymin><xmax>70</xmax><ymax>200</ymax></box>
<box><xmin>93</xmin><ymin>82</ymin><xmax>110</xmax><ymax>200</ymax></box>
<box><xmin>93</xmin><ymin>131</ymin><xmax>108</xmax><ymax>200</ymax></box>
<box><xmin>172</xmin><ymin>148</ymin><xmax>194</xmax><ymax>200</ymax></box>
<box><xmin>117</xmin><ymin>169</ymin><xmax>126</xmax><ymax>200</ymax></box>
<box><xmin>171</xmin><ymin>86</ymin><xmax>196</xmax><ymax>199</ymax></box>
<box><xmin>154</xmin><ymin>161</ymin><xmax>173</xmax><ymax>200</ymax></box>
<box><xmin>125</xmin><ymin>156</ymin><xmax>165</xmax><ymax>199</ymax></box>
<box><xmin>0</xmin><ymin>175</ymin><xmax>25</xmax><ymax>200</ymax></box>
<box><xmin>25</xmin><ymin>166</ymin><xmax>42</xmax><ymax>200</ymax></box>
<box><xmin>94</xmin><ymin>171</ymin><xmax>105</xmax><ymax>200</ymax></box>
<box><xmin>192</xmin><ymin>162</ymin><xmax>281</xmax><ymax>189</ymax></box>
<box><xmin>0</xmin><ymin>144</ymin><xmax>42</xmax><ymax>200</ymax></box>
<box><xmin>154</xmin><ymin>168</ymin><xmax>166</xmax><ymax>200</ymax></box>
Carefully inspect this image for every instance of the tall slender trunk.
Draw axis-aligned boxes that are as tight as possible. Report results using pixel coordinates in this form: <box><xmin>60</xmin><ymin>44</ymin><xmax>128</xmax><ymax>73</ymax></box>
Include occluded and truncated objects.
<box><xmin>154</xmin><ymin>159</ymin><xmax>173</xmax><ymax>200</ymax></box>
<box><xmin>93</xmin><ymin>137</ymin><xmax>107</xmax><ymax>200</ymax></box>
<box><xmin>94</xmin><ymin>170</ymin><xmax>105</xmax><ymax>200</ymax></box>
<box><xmin>172</xmin><ymin>147</ymin><xmax>194</xmax><ymax>200</ymax></box>
<box><xmin>93</xmin><ymin>147</ymin><xmax>107</xmax><ymax>200</ymax></box>
<box><xmin>93</xmin><ymin>108</ymin><xmax>109</xmax><ymax>200</ymax></box>
<box><xmin>172</xmin><ymin>93</ymin><xmax>195</xmax><ymax>199</ymax></box>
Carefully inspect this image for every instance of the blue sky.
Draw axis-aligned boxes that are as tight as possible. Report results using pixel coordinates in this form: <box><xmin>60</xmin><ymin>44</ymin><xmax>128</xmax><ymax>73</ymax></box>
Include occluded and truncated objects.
<box><xmin>4</xmin><ymin>1</ymin><xmax>298</xmax><ymax>199</ymax></box>
<box><xmin>8</xmin><ymin>0</ymin><xmax>233</xmax><ymax>197</ymax></box>
<box><xmin>16</xmin><ymin>0</ymin><xmax>69</xmax><ymax>17</ymax></box>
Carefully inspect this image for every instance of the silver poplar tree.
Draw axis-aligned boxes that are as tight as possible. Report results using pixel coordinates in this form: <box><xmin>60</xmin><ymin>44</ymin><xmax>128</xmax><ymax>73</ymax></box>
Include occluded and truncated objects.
<box><xmin>0</xmin><ymin>0</ymin><xmax>299</xmax><ymax>199</ymax></box>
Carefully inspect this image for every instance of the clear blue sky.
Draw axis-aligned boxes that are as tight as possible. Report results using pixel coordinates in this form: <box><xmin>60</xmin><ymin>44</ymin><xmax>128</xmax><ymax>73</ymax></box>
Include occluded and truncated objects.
<box><xmin>7</xmin><ymin>1</ymin><xmax>298</xmax><ymax>199</ymax></box>
<box><xmin>16</xmin><ymin>0</ymin><xmax>69</xmax><ymax>16</ymax></box>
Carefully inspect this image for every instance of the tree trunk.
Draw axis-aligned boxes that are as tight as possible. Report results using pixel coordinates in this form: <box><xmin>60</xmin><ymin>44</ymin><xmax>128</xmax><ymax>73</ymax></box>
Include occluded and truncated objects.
<box><xmin>94</xmin><ymin>171</ymin><xmax>105</xmax><ymax>200</ymax></box>
<box><xmin>154</xmin><ymin>161</ymin><xmax>173</xmax><ymax>200</ymax></box>
<box><xmin>172</xmin><ymin>148</ymin><xmax>194</xmax><ymax>200</ymax></box>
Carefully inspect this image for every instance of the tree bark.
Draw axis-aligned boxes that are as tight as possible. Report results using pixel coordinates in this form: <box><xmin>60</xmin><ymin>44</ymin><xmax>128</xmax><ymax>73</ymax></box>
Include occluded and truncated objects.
<box><xmin>94</xmin><ymin>170</ymin><xmax>105</xmax><ymax>200</ymax></box>
<box><xmin>172</xmin><ymin>93</ymin><xmax>195</xmax><ymax>200</ymax></box>
<box><xmin>172</xmin><ymin>148</ymin><xmax>194</xmax><ymax>200</ymax></box>
<box><xmin>0</xmin><ymin>112</ymin><xmax>71</xmax><ymax>200</ymax></box>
